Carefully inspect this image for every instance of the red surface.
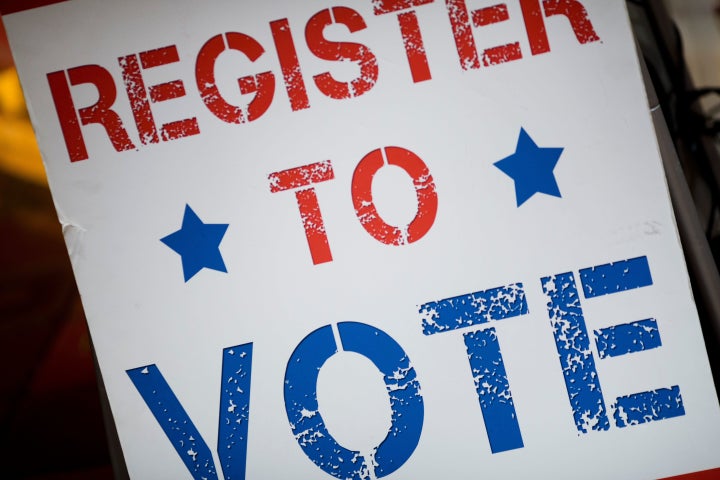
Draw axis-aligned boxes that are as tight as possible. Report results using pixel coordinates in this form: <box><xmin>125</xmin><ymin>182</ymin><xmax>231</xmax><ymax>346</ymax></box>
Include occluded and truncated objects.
<box><xmin>0</xmin><ymin>0</ymin><xmax>69</xmax><ymax>15</ymax></box>
<box><xmin>661</xmin><ymin>467</ymin><xmax>720</xmax><ymax>479</ymax></box>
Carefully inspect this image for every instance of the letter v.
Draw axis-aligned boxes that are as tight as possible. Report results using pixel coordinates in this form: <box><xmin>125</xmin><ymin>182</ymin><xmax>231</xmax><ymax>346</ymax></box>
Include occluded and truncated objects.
<box><xmin>127</xmin><ymin>343</ymin><xmax>253</xmax><ymax>480</ymax></box>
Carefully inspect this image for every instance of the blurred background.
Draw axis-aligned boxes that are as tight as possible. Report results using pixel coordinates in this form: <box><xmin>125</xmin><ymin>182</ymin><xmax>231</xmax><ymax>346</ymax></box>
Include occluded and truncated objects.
<box><xmin>0</xmin><ymin>0</ymin><xmax>718</xmax><ymax>478</ymax></box>
<box><xmin>0</xmin><ymin>10</ymin><xmax>115</xmax><ymax>480</ymax></box>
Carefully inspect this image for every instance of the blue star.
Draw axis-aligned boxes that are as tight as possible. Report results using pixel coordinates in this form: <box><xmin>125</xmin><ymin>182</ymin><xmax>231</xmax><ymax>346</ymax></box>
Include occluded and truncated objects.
<box><xmin>494</xmin><ymin>128</ymin><xmax>564</xmax><ymax>207</ymax></box>
<box><xmin>161</xmin><ymin>205</ymin><xmax>229</xmax><ymax>282</ymax></box>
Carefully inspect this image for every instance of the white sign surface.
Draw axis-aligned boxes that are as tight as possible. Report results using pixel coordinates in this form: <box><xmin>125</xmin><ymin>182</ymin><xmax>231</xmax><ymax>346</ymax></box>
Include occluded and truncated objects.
<box><xmin>4</xmin><ymin>0</ymin><xmax>720</xmax><ymax>478</ymax></box>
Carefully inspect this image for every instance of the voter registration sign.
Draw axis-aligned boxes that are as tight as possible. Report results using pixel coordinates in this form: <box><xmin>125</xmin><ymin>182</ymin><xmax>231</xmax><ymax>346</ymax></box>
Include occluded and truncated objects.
<box><xmin>3</xmin><ymin>0</ymin><xmax>720</xmax><ymax>478</ymax></box>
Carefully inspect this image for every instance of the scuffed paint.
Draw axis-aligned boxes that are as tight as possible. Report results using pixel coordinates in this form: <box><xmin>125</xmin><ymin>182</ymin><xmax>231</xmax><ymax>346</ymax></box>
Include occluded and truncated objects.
<box><xmin>542</xmin><ymin>0</ymin><xmax>601</xmax><ymax>45</ymax></box>
<box><xmin>371</xmin><ymin>0</ymin><xmax>434</xmax><ymax>16</ymax></box>
<box><xmin>119</xmin><ymin>45</ymin><xmax>201</xmax><ymax>143</ymax></box>
<box><xmin>418</xmin><ymin>283</ymin><xmax>525</xmax><ymax>453</ymax></box>
<box><xmin>218</xmin><ymin>344</ymin><xmax>253</xmax><ymax>480</ymax></box>
<box><xmin>118</xmin><ymin>53</ymin><xmax>159</xmax><ymax>145</ymax></box>
<box><xmin>269</xmin><ymin>160</ymin><xmax>336</xmax><ymax>264</ymax></box>
<box><xmin>612</xmin><ymin>386</ymin><xmax>685</xmax><ymax>428</ymax></box>
<box><xmin>579</xmin><ymin>256</ymin><xmax>653</xmax><ymax>299</ymax></box>
<box><xmin>284</xmin><ymin>324</ymin><xmax>371</xmax><ymax>480</ymax></box>
<box><xmin>594</xmin><ymin>318</ymin><xmax>662</xmax><ymax>359</ymax></box>
<box><xmin>352</xmin><ymin>146</ymin><xmax>437</xmax><ymax>247</ymax></box>
<box><xmin>127</xmin><ymin>365</ymin><xmax>219</xmax><ymax>480</ymax></box>
<box><xmin>284</xmin><ymin>322</ymin><xmax>423</xmax><ymax>479</ymax></box>
<box><xmin>544</xmin><ymin>257</ymin><xmax>687</xmax><ymax>436</ymax></box>
<box><xmin>419</xmin><ymin>283</ymin><xmax>528</xmax><ymax>335</ymax></box>
<box><xmin>464</xmin><ymin>328</ymin><xmax>524</xmax><ymax>453</ymax></box>
<box><xmin>270</xmin><ymin>18</ymin><xmax>311</xmax><ymax>111</ymax></box>
<box><xmin>445</xmin><ymin>0</ymin><xmax>480</xmax><ymax>70</ymax></box>
<box><xmin>397</xmin><ymin>11</ymin><xmax>432</xmax><ymax>82</ymax></box>
<box><xmin>306</xmin><ymin>7</ymin><xmax>379</xmax><ymax>100</ymax></box>
<box><xmin>268</xmin><ymin>160</ymin><xmax>335</xmax><ymax>193</ymax></box>
<box><xmin>541</xmin><ymin>272</ymin><xmax>610</xmax><ymax>434</ymax></box>
<box><xmin>196</xmin><ymin>33</ymin><xmax>276</xmax><ymax>124</ymax></box>
<box><xmin>338</xmin><ymin>322</ymin><xmax>424</xmax><ymax>479</ymax></box>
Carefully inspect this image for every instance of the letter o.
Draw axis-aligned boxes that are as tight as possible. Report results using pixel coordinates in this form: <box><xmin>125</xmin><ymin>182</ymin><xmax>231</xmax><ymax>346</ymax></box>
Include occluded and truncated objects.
<box><xmin>351</xmin><ymin>146</ymin><xmax>438</xmax><ymax>245</ymax></box>
<box><xmin>284</xmin><ymin>322</ymin><xmax>424</xmax><ymax>479</ymax></box>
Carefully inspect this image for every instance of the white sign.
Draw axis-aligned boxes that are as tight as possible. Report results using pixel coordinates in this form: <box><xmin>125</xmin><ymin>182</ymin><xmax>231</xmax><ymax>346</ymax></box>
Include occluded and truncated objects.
<box><xmin>4</xmin><ymin>0</ymin><xmax>720</xmax><ymax>478</ymax></box>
